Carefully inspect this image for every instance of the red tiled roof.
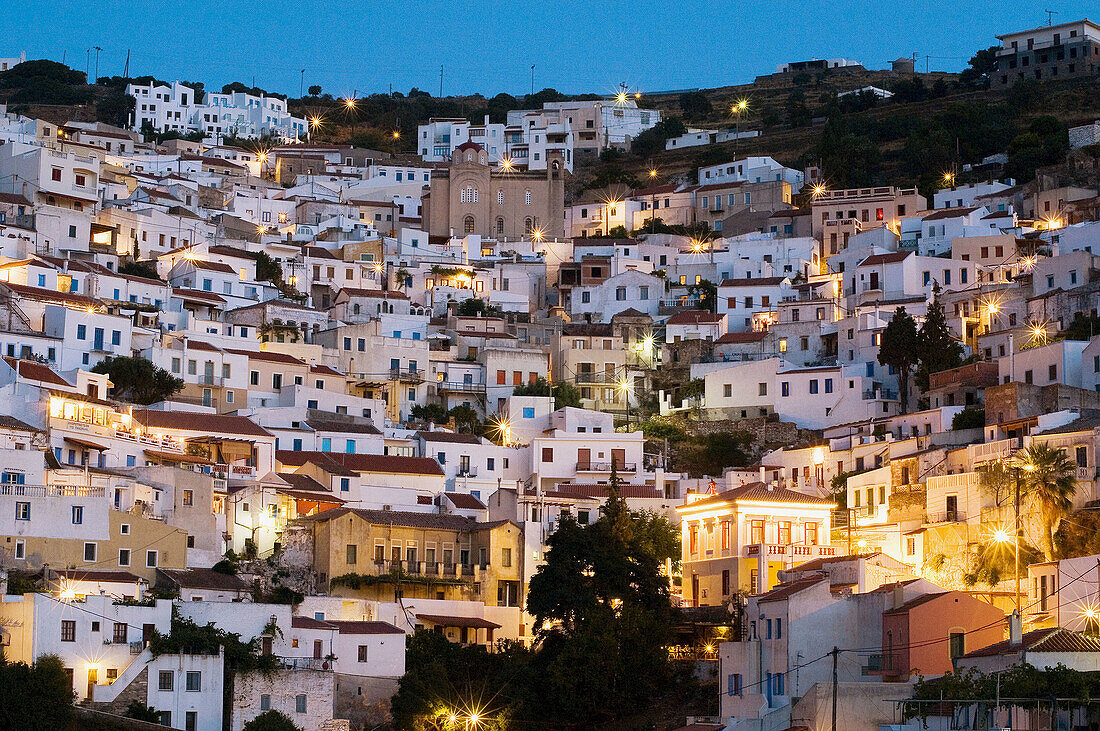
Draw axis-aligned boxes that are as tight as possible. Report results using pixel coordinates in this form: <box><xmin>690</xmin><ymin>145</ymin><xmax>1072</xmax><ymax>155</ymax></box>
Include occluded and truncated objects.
<box><xmin>52</xmin><ymin>569</ymin><xmax>141</xmax><ymax>583</ymax></box>
<box><xmin>716</xmin><ymin>331</ymin><xmax>767</xmax><ymax>344</ymax></box>
<box><xmin>546</xmin><ymin>483</ymin><xmax>662</xmax><ymax>499</ymax></box>
<box><xmin>923</xmin><ymin>206</ymin><xmax>979</xmax><ymax>221</ymax></box>
<box><xmin>2</xmin><ymin>282</ymin><xmax>101</xmax><ymax>307</ymax></box>
<box><xmin>667</xmin><ymin>310</ymin><xmax>725</xmax><ymax>325</ymax></box>
<box><xmin>131</xmin><ymin>409</ymin><xmax>272</xmax><ymax>437</ymax></box>
<box><xmin>310</xmin><ymin>364</ymin><xmax>344</xmax><ymax>377</ymax></box>
<box><xmin>859</xmin><ymin>252</ymin><xmax>910</xmax><ymax>266</ymax></box>
<box><xmin>225</xmin><ymin>348</ymin><xmax>306</xmax><ymax>365</ymax></box>
<box><xmin>882</xmin><ymin>592</ymin><xmax>948</xmax><ymax>614</ymax></box>
<box><xmin>3</xmin><ymin>357</ymin><xmax>71</xmax><ymax>387</ymax></box>
<box><xmin>962</xmin><ymin>627</ymin><xmax>1100</xmax><ymax>658</ymax></box>
<box><xmin>330</xmin><ymin>620</ymin><xmax>405</xmax><ymax>635</ymax></box>
<box><xmin>337</xmin><ymin>287</ymin><xmax>408</xmax><ymax>300</ymax></box>
<box><xmin>417</xmin><ymin>430</ymin><xmax>481</xmax><ymax>444</ymax></box>
<box><xmin>188</xmin><ymin>259</ymin><xmax>236</xmax><ymax>274</ymax></box>
<box><xmin>173</xmin><ymin>287</ymin><xmax>227</xmax><ymax>303</ymax></box>
<box><xmin>719</xmin><ymin>277</ymin><xmax>787</xmax><ymax>287</ymax></box>
<box><xmin>683</xmin><ymin>481</ymin><xmax>834</xmax><ymax>509</ymax></box>
<box><xmin>278</xmin><ymin>473</ymin><xmax>331</xmax><ymax>493</ymax></box>
<box><xmin>443</xmin><ymin>493</ymin><xmax>487</xmax><ymax>510</ymax></box>
<box><xmin>415</xmin><ymin>614</ymin><xmax>500</xmax><ymax>630</ymax></box>
<box><xmin>757</xmin><ymin>576</ymin><xmax>829</xmax><ymax>604</ymax></box>
<box><xmin>276</xmin><ymin>451</ymin><xmax>444</xmax><ymax>476</ymax></box>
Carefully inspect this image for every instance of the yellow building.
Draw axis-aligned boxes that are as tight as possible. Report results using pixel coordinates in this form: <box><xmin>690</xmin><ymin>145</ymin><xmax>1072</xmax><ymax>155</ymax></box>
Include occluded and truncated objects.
<box><xmin>677</xmin><ymin>482</ymin><xmax>838</xmax><ymax>606</ymax></box>
<box><xmin>12</xmin><ymin>510</ymin><xmax>188</xmax><ymax>583</ymax></box>
<box><xmin>293</xmin><ymin>508</ymin><xmax>524</xmax><ymax>608</ymax></box>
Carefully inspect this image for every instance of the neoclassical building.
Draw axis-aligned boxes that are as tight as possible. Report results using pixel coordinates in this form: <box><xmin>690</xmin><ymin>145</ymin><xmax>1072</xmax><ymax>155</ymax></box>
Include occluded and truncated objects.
<box><xmin>422</xmin><ymin>141</ymin><xmax>566</xmax><ymax>239</ymax></box>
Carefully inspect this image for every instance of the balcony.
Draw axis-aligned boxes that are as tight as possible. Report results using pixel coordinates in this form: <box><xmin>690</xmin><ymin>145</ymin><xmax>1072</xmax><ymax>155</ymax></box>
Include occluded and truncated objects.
<box><xmin>197</xmin><ymin>374</ymin><xmax>224</xmax><ymax>387</ymax></box>
<box><xmin>276</xmin><ymin>656</ymin><xmax>332</xmax><ymax>671</ymax></box>
<box><xmin>456</xmin><ymin>467</ymin><xmax>479</xmax><ymax>478</ymax></box>
<box><xmin>575</xmin><ymin>372</ymin><xmax>617</xmax><ymax>385</ymax></box>
<box><xmin>437</xmin><ymin>380</ymin><xmax>486</xmax><ymax>394</ymax></box>
<box><xmin>0</xmin><ymin>483</ymin><xmax>105</xmax><ymax>498</ymax></box>
<box><xmin>743</xmin><ymin>543</ymin><xmax>839</xmax><ymax>561</ymax></box>
<box><xmin>390</xmin><ymin>367</ymin><xmax>424</xmax><ymax>383</ymax></box>
<box><xmin>926</xmin><ymin>510</ymin><xmax>964</xmax><ymax>525</ymax></box>
<box><xmin>576</xmin><ymin>462</ymin><xmax>637</xmax><ymax>473</ymax></box>
<box><xmin>1076</xmin><ymin>466</ymin><xmax>1096</xmax><ymax>480</ymax></box>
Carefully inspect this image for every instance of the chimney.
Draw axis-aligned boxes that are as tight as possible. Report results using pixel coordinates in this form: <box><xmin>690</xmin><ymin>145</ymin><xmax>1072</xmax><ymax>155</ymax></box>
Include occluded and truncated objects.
<box><xmin>758</xmin><ymin>466</ymin><xmax>766</xmax><ymax>483</ymax></box>
<box><xmin>1009</xmin><ymin>610</ymin><xmax>1023</xmax><ymax>647</ymax></box>
<box><xmin>892</xmin><ymin>583</ymin><xmax>905</xmax><ymax>610</ymax></box>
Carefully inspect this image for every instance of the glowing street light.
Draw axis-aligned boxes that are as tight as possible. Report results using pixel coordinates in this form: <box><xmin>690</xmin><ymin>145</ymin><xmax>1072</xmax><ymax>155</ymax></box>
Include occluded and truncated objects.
<box><xmin>499</xmin><ymin>157</ymin><xmax>514</xmax><ymax>172</ymax></box>
<box><xmin>616</xmin><ymin>90</ymin><xmax>628</xmax><ymax>104</ymax></box>
<box><xmin>811</xmin><ymin>183</ymin><xmax>828</xmax><ymax>199</ymax></box>
<box><xmin>993</xmin><ymin>528</ymin><xmax>1011</xmax><ymax>543</ymax></box>
<box><xmin>1028</xmin><ymin>321</ymin><xmax>1049</xmax><ymax>347</ymax></box>
<box><xmin>343</xmin><ymin>97</ymin><xmax>357</xmax><ymax>110</ymax></box>
<box><xmin>617</xmin><ymin>375</ymin><xmax>633</xmax><ymax>427</ymax></box>
<box><xmin>530</xmin><ymin>227</ymin><xmax>545</xmax><ymax>243</ymax></box>
<box><xmin>943</xmin><ymin>171</ymin><xmax>956</xmax><ymax>186</ymax></box>
<box><xmin>649</xmin><ymin>168</ymin><xmax>658</xmax><ymax>179</ymax></box>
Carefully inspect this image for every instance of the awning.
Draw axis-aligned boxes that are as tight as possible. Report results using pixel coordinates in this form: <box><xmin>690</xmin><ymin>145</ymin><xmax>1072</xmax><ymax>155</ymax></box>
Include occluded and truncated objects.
<box><xmin>277</xmin><ymin>488</ymin><xmax>345</xmax><ymax>503</ymax></box>
<box><xmin>415</xmin><ymin>614</ymin><xmax>501</xmax><ymax>630</ymax></box>
<box><xmin>65</xmin><ymin>436</ymin><xmax>110</xmax><ymax>451</ymax></box>
<box><xmin>144</xmin><ymin>449</ymin><xmax>212</xmax><ymax>465</ymax></box>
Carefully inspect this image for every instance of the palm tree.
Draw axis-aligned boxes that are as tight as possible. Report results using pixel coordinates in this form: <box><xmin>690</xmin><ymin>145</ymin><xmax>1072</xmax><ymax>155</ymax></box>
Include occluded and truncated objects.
<box><xmin>1017</xmin><ymin>442</ymin><xmax>1078</xmax><ymax>560</ymax></box>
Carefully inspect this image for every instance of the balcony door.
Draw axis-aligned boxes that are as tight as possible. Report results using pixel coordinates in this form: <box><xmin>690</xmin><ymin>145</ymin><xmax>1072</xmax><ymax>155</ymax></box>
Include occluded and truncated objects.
<box><xmin>577</xmin><ymin>448</ymin><xmax>590</xmax><ymax>470</ymax></box>
<box><xmin>611</xmin><ymin>449</ymin><xmax>626</xmax><ymax>470</ymax></box>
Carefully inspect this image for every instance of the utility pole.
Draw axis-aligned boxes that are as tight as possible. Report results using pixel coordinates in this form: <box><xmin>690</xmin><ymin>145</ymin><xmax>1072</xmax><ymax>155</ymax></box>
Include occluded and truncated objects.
<box><xmin>1044</xmin><ymin>9</ymin><xmax>1057</xmax><ymax>26</ymax></box>
<box><xmin>439</xmin><ymin>64</ymin><xmax>444</xmax><ymax>98</ymax></box>
<box><xmin>93</xmin><ymin>46</ymin><xmax>102</xmax><ymax>84</ymax></box>
<box><xmin>831</xmin><ymin>647</ymin><xmax>839</xmax><ymax>731</ymax></box>
<box><xmin>530</xmin><ymin>65</ymin><xmax>535</xmax><ymax>96</ymax></box>
<box><xmin>123</xmin><ymin>49</ymin><xmax>130</xmax><ymax>79</ymax></box>
<box><xmin>1014</xmin><ymin>467</ymin><xmax>1022</xmax><ymax>614</ymax></box>
<box><xmin>299</xmin><ymin>69</ymin><xmax>305</xmax><ymax>98</ymax></box>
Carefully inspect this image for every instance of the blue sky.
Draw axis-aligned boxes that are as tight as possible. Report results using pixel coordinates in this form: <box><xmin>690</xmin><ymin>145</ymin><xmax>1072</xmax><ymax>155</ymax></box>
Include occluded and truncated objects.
<box><xmin>7</xmin><ymin>1</ymin><xmax>1064</xmax><ymax>98</ymax></box>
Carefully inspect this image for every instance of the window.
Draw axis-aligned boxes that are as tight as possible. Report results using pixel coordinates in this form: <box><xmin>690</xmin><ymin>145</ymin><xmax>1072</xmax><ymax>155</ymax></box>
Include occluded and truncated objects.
<box><xmin>182</xmin><ymin>490</ymin><xmax>193</xmax><ymax>506</ymax></box>
<box><xmin>185</xmin><ymin>671</ymin><xmax>201</xmax><ymax>691</ymax></box>
<box><xmin>502</xmin><ymin>547</ymin><xmax>512</xmax><ymax>567</ymax></box>
<box><xmin>805</xmin><ymin>522</ymin><xmax>818</xmax><ymax>545</ymax></box>
<box><xmin>358</xmin><ymin>645</ymin><xmax>369</xmax><ymax>662</ymax></box>
<box><xmin>158</xmin><ymin>670</ymin><xmax>173</xmax><ymax>691</ymax></box>
<box><xmin>260</xmin><ymin>695</ymin><xmax>270</xmax><ymax>711</ymax></box>
<box><xmin>61</xmin><ymin>620</ymin><xmax>76</xmax><ymax>642</ymax></box>
<box><xmin>296</xmin><ymin>695</ymin><xmax>307</xmax><ymax>713</ymax></box>
<box><xmin>949</xmin><ymin>632</ymin><xmax>965</xmax><ymax>659</ymax></box>
<box><xmin>146</xmin><ymin>550</ymin><xmax>158</xmax><ymax>568</ymax></box>
<box><xmin>119</xmin><ymin>548</ymin><xmax>131</xmax><ymax>566</ymax></box>
<box><xmin>809</xmin><ymin>380</ymin><xmax>819</xmax><ymax>394</ymax></box>
<box><xmin>781</xmin><ymin>381</ymin><xmax>790</xmax><ymax>397</ymax></box>
<box><xmin>1049</xmin><ymin>364</ymin><xmax>1057</xmax><ymax>381</ymax></box>
<box><xmin>347</xmin><ymin>544</ymin><xmax>357</xmax><ymax>564</ymax></box>
<box><xmin>84</xmin><ymin>542</ymin><xmax>97</xmax><ymax>562</ymax></box>
<box><xmin>758</xmin><ymin>383</ymin><xmax>767</xmax><ymax>396</ymax></box>
<box><xmin>113</xmin><ymin>622</ymin><xmax>127</xmax><ymax>644</ymax></box>
<box><xmin>724</xmin><ymin>384</ymin><xmax>732</xmax><ymax>398</ymax></box>
<box><xmin>728</xmin><ymin>673</ymin><xmax>743</xmax><ymax>696</ymax></box>
<box><xmin>72</xmin><ymin>505</ymin><xmax>83</xmax><ymax>524</ymax></box>
<box><xmin>541</xmin><ymin>447</ymin><xmax>553</xmax><ymax>462</ymax></box>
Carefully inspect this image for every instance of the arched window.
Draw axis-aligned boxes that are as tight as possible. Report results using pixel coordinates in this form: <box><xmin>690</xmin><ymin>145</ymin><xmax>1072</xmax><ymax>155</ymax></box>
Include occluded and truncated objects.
<box><xmin>496</xmin><ymin>217</ymin><xmax>505</xmax><ymax>234</ymax></box>
<box><xmin>497</xmin><ymin>190</ymin><xmax>504</xmax><ymax>205</ymax></box>
<box><xmin>461</xmin><ymin>187</ymin><xmax>478</xmax><ymax>204</ymax></box>
<box><xmin>464</xmin><ymin>216</ymin><xmax>475</xmax><ymax>234</ymax></box>
<box><xmin>524</xmin><ymin>217</ymin><xmax>533</xmax><ymax>233</ymax></box>
<box><xmin>465</xmin><ymin>152</ymin><xmax>473</xmax><ymax>162</ymax></box>
<box><xmin>524</xmin><ymin>190</ymin><xmax>532</xmax><ymax>205</ymax></box>
<box><xmin>352</xmin><ymin>304</ymin><xmax>360</xmax><ymax>315</ymax></box>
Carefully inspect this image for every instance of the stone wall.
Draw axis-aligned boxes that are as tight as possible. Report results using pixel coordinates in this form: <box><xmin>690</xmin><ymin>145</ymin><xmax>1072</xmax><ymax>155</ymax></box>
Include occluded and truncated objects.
<box><xmin>334</xmin><ymin>674</ymin><xmax>398</xmax><ymax>729</ymax></box>
<box><xmin>230</xmin><ymin>668</ymin><xmax>335</xmax><ymax>731</ymax></box>
<box><xmin>92</xmin><ymin>666</ymin><xmax>149</xmax><ymax>718</ymax></box>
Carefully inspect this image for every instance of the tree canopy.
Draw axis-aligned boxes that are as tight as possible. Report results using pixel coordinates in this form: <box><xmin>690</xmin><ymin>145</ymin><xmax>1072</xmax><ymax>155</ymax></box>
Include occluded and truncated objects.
<box><xmin>242</xmin><ymin>710</ymin><xmax>301</xmax><ymax>731</ymax></box>
<box><xmin>915</xmin><ymin>284</ymin><xmax>964</xmax><ymax>394</ymax></box>
<box><xmin>91</xmin><ymin>356</ymin><xmax>183</xmax><ymax>405</ymax></box>
<box><xmin>0</xmin><ymin>653</ymin><xmax>74</xmax><ymax>730</ymax></box>
<box><xmin>877</xmin><ymin>307</ymin><xmax>920</xmax><ymax>412</ymax></box>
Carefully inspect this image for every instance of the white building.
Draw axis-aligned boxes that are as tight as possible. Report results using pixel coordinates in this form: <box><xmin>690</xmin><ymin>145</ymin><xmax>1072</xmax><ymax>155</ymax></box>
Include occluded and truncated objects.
<box><xmin>698</xmin><ymin>156</ymin><xmax>805</xmax><ymax>193</ymax></box>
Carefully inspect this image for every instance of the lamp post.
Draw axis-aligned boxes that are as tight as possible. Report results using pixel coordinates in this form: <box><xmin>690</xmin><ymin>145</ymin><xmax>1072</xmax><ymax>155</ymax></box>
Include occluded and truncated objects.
<box><xmin>648</xmin><ymin>168</ymin><xmax>658</xmax><ymax>235</ymax></box>
<box><xmin>996</xmin><ymin>459</ymin><xmax>1035</xmax><ymax>615</ymax></box>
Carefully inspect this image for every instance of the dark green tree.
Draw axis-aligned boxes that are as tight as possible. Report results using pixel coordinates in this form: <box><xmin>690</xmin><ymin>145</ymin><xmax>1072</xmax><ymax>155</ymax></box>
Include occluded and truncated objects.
<box><xmin>125</xmin><ymin>701</ymin><xmax>160</xmax><ymax>722</ymax></box>
<box><xmin>242</xmin><ymin>710</ymin><xmax>301</xmax><ymax>731</ymax></box>
<box><xmin>307</xmin><ymin>85</ymin><xmax>321</xmax><ymax>96</ymax></box>
<box><xmin>91</xmin><ymin>356</ymin><xmax>184</xmax><ymax>404</ymax></box>
<box><xmin>0</xmin><ymin>653</ymin><xmax>74</xmax><ymax>730</ymax></box>
<box><xmin>877</xmin><ymin>307</ymin><xmax>920</xmax><ymax>413</ymax></box>
<box><xmin>959</xmin><ymin>47</ymin><xmax>999</xmax><ymax>89</ymax></box>
<box><xmin>688</xmin><ymin>278</ymin><xmax>718</xmax><ymax>313</ymax></box>
<box><xmin>551</xmin><ymin>381</ymin><xmax>582</xmax><ymax>410</ymax></box>
<box><xmin>915</xmin><ymin>285</ymin><xmax>963</xmax><ymax>393</ymax></box>
<box><xmin>526</xmin><ymin>482</ymin><xmax>678</xmax><ymax>723</ymax></box>
<box><xmin>678</xmin><ymin>91</ymin><xmax>712</xmax><ymax>121</ymax></box>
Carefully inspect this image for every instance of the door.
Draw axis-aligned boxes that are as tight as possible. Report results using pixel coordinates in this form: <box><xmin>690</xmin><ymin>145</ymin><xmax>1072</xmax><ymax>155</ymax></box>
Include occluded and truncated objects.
<box><xmin>142</xmin><ymin>623</ymin><xmax>155</xmax><ymax>645</ymax></box>
<box><xmin>691</xmin><ymin>575</ymin><xmax>699</xmax><ymax>608</ymax></box>
<box><xmin>93</xmin><ymin>327</ymin><xmax>104</xmax><ymax>351</ymax></box>
<box><xmin>577</xmin><ymin>448</ymin><xmax>591</xmax><ymax>470</ymax></box>
<box><xmin>87</xmin><ymin>668</ymin><xmax>97</xmax><ymax>700</ymax></box>
<box><xmin>946</xmin><ymin>495</ymin><xmax>958</xmax><ymax>522</ymax></box>
<box><xmin>611</xmin><ymin>448</ymin><xmax>626</xmax><ymax>470</ymax></box>
<box><xmin>869</xmin><ymin>272</ymin><xmax>879</xmax><ymax>290</ymax></box>
<box><xmin>261</xmin><ymin>636</ymin><xmax>272</xmax><ymax>655</ymax></box>
<box><xmin>203</xmin><ymin>361</ymin><xmax>214</xmax><ymax>385</ymax></box>
<box><xmin>313</xmin><ymin>639</ymin><xmax>323</xmax><ymax>659</ymax></box>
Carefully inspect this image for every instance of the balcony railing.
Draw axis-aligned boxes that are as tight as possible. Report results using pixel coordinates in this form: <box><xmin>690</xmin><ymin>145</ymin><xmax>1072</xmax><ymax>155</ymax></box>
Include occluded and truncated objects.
<box><xmin>575</xmin><ymin>372</ymin><xmax>617</xmax><ymax>385</ymax></box>
<box><xmin>437</xmin><ymin>380</ymin><xmax>486</xmax><ymax>393</ymax></box>
<box><xmin>276</xmin><ymin>656</ymin><xmax>333</xmax><ymax>672</ymax></box>
<box><xmin>390</xmin><ymin>367</ymin><xmax>424</xmax><ymax>383</ymax></box>
<box><xmin>456</xmin><ymin>467</ymin><xmax>478</xmax><ymax>478</ymax></box>
<box><xmin>576</xmin><ymin>462</ymin><xmax>637</xmax><ymax>473</ymax></box>
<box><xmin>197</xmin><ymin>375</ymin><xmax>223</xmax><ymax>387</ymax></box>
<box><xmin>0</xmin><ymin>483</ymin><xmax>105</xmax><ymax>498</ymax></box>
<box><xmin>927</xmin><ymin>510</ymin><xmax>964</xmax><ymax>524</ymax></box>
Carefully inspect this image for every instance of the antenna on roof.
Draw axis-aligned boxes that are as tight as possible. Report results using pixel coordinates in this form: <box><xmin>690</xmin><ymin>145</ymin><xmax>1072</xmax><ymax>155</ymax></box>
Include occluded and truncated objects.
<box><xmin>1044</xmin><ymin>9</ymin><xmax>1057</xmax><ymax>25</ymax></box>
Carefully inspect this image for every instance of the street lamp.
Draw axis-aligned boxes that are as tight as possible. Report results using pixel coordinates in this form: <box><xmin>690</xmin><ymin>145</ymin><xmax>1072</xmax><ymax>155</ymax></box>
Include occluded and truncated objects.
<box><xmin>1000</xmin><ymin>458</ymin><xmax>1036</xmax><ymax>614</ymax></box>
<box><xmin>648</xmin><ymin>168</ymin><xmax>659</xmax><ymax>234</ymax></box>
<box><xmin>616</xmin><ymin>375</ymin><xmax>633</xmax><ymax>427</ymax></box>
